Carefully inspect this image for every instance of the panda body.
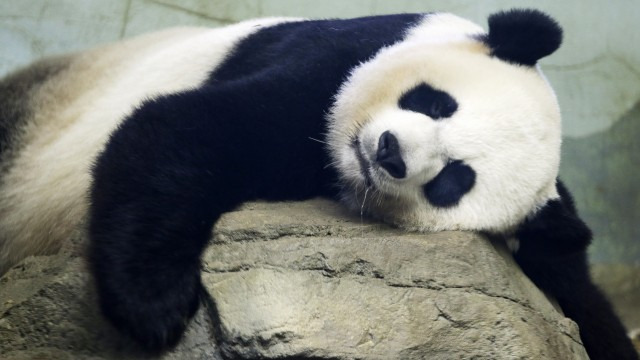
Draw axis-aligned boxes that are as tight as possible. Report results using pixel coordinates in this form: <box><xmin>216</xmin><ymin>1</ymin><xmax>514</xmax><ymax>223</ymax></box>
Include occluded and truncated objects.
<box><xmin>0</xmin><ymin>10</ymin><xmax>637</xmax><ymax>360</ymax></box>
<box><xmin>0</xmin><ymin>18</ymin><xmax>296</xmax><ymax>272</ymax></box>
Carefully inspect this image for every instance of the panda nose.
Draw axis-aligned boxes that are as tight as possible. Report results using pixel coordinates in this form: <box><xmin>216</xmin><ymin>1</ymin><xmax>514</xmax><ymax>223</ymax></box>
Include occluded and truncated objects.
<box><xmin>376</xmin><ymin>131</ymin><xmax>406</xmax><ymax>179</ymax></box>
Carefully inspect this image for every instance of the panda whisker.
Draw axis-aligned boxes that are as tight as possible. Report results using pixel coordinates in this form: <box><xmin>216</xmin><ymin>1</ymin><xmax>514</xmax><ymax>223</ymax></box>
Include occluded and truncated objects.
<box><xmin>323</xmin><ymin>159</ymin><xmax>340</xmax><ymax>170</ymax></box>
<box><xmin>308</xmin><ymin>137</ymin><xmax>328</xmax><ymax>145</ymax></box>
<box><xmin>360</xmin><ymin>186</ymin><xmax>370</xmax><ymax>238</ymax></box>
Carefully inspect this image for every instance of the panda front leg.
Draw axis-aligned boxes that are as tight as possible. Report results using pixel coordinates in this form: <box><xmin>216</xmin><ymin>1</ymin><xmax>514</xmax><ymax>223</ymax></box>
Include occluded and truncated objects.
<box><xmin>514</xmin><ymin>181</ymin><xmax>638</xmax><ymax>360</ymax></box>
<box><xmin>88</xmin><ymin>90</ymin><xmax>326</xmax><ymax>351</ymax></box>
<box><xmin>89</xmin><ymin>103</ymin><xmax>241</xmax><ymax>351</ymax></box>
<box><xmin>89</xmin><ymin>168</ymin><xmax>231</xmax><ymax>352</ymax></box>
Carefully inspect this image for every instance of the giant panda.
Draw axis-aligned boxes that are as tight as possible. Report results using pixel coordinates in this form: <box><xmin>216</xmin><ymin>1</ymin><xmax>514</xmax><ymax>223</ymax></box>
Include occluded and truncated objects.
<box><xmin>0</xmin><ymin>8</ymin><xmax>637</xmax><ymax>360</ymax></box>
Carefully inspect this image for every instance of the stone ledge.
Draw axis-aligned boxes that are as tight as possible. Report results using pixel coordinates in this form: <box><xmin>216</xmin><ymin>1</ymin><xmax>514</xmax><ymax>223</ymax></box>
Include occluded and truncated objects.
<box><xmin>0</xmin><ymin>199</ymin><xmax>588</xmax><ymax>359</ymax></box>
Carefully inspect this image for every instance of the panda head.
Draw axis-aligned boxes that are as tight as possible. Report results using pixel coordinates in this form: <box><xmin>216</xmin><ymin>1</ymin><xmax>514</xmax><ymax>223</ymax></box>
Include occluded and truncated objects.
<box><xmin>327</xmin><ymin>9</ymin><xmax>563</xmax><ymax>234</ymax></box>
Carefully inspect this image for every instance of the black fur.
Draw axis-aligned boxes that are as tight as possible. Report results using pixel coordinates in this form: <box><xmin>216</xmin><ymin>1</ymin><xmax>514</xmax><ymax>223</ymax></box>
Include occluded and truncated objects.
<box><xmin>89</xmin><ymin>14</ymin><xmax>422</xmax><ymax>351</ymax></box>
<box><xmin>515</xmin><ymin>181</ymin><xmax>639</xmax><ymax>360</ymax></box>
<box><xmin>86</xmin><ymin>11</ymin><xmax>638</xmax><ymax>360</ymax></box>
<box><xmin>398</xmin><ymin>83</ymin><xmax>458</xmax><ymax>120</ymax></box>
<box><xmin>423</xmin><ymin>160</ymin><xmax>476</xmax><ymax>208</ymax></box>
<box><xmin>484</xmin><ymin>9</ymin><xmax>562</xmax><ymax>66</ymax></box>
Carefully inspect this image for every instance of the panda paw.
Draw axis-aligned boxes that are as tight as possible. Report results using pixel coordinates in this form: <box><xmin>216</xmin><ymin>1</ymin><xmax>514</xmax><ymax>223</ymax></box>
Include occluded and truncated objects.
<box><xmin>96</xmin><ymin>271</ymin><xmax>202</xmax><ymax>352</ymax></box>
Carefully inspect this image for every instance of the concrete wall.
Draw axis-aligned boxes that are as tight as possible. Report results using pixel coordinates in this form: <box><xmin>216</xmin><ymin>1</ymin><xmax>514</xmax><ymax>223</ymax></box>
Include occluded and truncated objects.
<box><xmin>1</xmin><ymin>0</ymin><xmax>638</xmax><ymax>265</ymax></box>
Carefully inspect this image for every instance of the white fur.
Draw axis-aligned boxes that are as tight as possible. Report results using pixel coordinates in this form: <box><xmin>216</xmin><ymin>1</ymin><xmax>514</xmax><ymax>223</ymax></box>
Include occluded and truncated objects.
<box><xmin>327</xmin><ymin>13</ymin><xmax>561</xmax><ymax>234</ymax></box>
<box><xmin>0</xmin><ymin>18</ymin><xmax>297</xmax><ymax>274</ymax></box>
<box><xmin>0</xmin><ymin>13</ymin><xmax>563</xmax><ymax>274</ymax></box>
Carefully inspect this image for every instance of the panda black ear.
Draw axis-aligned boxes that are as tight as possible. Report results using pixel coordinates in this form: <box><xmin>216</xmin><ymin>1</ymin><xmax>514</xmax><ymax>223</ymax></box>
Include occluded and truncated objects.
<box><xmin>484</xmin><ymin>9</ymin><xmax>562</xmax><ymax>66</ymax></box>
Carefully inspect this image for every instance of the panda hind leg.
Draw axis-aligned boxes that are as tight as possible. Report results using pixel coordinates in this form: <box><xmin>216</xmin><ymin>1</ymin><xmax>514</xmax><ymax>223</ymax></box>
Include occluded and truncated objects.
<box><xmin>514</xmin><ymin>180</ymin><xmax>638</xmax><ymax>360</ymax></box>
<box><xmin>516</xmin><ymin>252</ymin><xmax>638</xmax><ymax>360</ymax></box>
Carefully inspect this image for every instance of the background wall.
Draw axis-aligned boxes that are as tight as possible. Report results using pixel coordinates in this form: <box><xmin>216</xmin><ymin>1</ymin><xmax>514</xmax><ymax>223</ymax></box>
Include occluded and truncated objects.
<box><xmin>1</xmin><ymin>0</ymin><xmax>638</xmax><ymax>331</ymax></box>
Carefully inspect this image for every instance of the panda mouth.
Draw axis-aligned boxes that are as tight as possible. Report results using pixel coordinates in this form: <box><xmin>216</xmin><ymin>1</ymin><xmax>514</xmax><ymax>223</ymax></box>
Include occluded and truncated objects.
<box><xmin>352</xmin><ymin>138</ymin><xmax>374</xmax><ymax>188</ymax></box>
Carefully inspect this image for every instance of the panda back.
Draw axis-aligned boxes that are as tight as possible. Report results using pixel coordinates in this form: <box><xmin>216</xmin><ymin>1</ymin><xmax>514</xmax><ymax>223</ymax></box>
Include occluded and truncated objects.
<box><xmin>0</xmin><ymin>18</ymin><xmax>292</xmax><ymax>274</ymax></box>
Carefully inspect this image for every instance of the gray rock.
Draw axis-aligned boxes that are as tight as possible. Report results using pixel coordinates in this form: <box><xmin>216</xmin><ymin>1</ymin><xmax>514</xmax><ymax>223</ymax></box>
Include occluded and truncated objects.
<box><xmin>0</xmin><ymin>199</ymin><xmax>588</xmax><ymax>359</ymax></box>
<box><xmin>0</xmin><ymin>229</ymin><xmax>222</xmax><ymax>360</ymax></box>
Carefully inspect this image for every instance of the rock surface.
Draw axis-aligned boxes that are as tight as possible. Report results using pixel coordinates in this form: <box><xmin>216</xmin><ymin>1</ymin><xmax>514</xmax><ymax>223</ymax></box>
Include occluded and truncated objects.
<box><xmin>0</xmin><ymin>199</ymin><xmax>589</xmax><ymax>359</ymax></box>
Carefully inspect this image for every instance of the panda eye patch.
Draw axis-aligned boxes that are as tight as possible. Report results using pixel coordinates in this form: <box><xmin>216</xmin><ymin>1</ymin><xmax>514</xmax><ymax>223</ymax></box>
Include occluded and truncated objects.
<box><xmin>430</xmin><ymin>100</ymin><xmax>443</xmax><ymax>118</ymax></box>
<box><xmin>399</xmin><ymin>83</ymin><xmax>458</xmax><ymax>120</ymax></box>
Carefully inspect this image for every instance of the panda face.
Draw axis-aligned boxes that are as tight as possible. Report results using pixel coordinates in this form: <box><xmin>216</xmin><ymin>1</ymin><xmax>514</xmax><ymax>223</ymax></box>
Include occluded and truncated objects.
<box><xmin>327</xmin><ymin>14</ymin><xmax>562</xmax><ymax>233</ymax></box>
